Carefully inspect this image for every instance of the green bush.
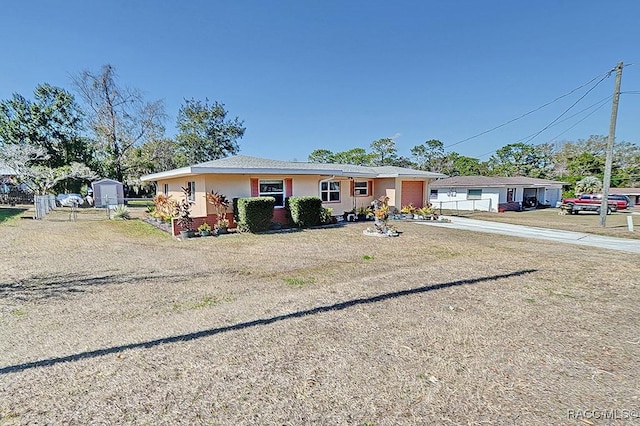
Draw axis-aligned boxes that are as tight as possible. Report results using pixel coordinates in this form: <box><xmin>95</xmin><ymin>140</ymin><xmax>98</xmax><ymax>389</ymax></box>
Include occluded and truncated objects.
<box><xmin>237</xmin><ymin>197</ymin><xmax>275</xmax><ymax>233</ymax></box>
<box><xmin>288</xmin><ymin>196</ymin><xmax>322</xmax><ymax>228</ymax></box>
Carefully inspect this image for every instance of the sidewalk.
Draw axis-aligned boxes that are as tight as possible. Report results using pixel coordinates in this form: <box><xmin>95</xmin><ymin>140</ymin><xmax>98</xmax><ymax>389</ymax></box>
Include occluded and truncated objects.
<box><xmin>417</xmin><ymin>216</ymin><xmax>640</xmax><ymax>254</ymax></box>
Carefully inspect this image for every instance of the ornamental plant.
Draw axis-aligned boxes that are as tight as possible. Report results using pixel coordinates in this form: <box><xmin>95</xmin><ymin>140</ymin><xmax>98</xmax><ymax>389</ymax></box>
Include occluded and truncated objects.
<box><xmin>207</xmin><ymin>190</ymin><xmax>230</xmax><ymax>228</ymax></box>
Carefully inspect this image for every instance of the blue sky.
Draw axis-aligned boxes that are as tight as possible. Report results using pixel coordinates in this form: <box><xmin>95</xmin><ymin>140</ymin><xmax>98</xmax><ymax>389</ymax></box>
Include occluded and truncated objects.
<box><xmin>2</xmin><ymin>1</ymin><xmax>639</xmax><ymax>162</ymax></box>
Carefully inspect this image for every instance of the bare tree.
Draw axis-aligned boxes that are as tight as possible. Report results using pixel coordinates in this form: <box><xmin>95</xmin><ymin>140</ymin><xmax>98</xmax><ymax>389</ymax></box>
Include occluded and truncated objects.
<box><xmin>71</xmin><ymin>64</ymin><xmax>165</xmax><ymax>183</ymax></box>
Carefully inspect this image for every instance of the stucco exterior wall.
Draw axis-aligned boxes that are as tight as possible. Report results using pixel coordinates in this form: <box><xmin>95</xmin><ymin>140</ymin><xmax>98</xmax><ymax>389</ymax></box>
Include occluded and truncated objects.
<box><xmin>431</xmin><ymin>188</ymin><xmax>498</xmax><ymax>212</ymax></box>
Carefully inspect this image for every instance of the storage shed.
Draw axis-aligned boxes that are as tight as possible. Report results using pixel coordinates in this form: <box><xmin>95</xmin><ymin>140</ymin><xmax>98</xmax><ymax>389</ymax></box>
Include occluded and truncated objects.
<box><xmin>92</xmin><ymin>178</ymin><xmax>124</xmax><ymax>207</ymax></box>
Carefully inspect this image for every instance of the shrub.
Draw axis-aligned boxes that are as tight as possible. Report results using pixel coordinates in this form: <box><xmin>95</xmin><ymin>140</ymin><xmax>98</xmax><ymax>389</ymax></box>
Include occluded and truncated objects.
<box><xmin>111</xmin><ymin>205</ymin><xmax>131</xmax><ymax>220</ymax></box>
<box><xmin>236</xmin><ymin>197</ymin><xmax>275</xmax><ymax>233</ymax></box>
<box><xmin>288</xmin><ymin>196</ymin><xmax>322</xmax><ymax>228</ymax></box>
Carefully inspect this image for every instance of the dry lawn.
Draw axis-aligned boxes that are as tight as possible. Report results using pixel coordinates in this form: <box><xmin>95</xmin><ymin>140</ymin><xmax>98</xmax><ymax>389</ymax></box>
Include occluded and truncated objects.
<box><xmin>1</xmin><ymin>207</ymin><xmax>639</xmax><ymax>425</ymax></box>
<box><xmin>451</xmin><ymin>207</ymin><xmax>640</xmax><ymax>240</ymax></box>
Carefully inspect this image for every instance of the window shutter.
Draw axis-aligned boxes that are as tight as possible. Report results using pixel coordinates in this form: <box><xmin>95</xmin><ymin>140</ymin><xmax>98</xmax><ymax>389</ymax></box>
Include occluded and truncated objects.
<box><xmin>368</xmin><ymin>180</ymin><xmax>373</xmax><ymax>196</ymax></box>
<box><xmin>285</xmin><ymin>178</ymin><xmax>293</xmax><ymax>197</ymax></box>
<box><xmin>350</xmin><ymin>180</ymin><xmax>355</xmax><ymax>197</ymax></box>
<box><xmin>250</xmin><ymin>178</ymin><xmax>259</xmax><ymax>197</ymax></box>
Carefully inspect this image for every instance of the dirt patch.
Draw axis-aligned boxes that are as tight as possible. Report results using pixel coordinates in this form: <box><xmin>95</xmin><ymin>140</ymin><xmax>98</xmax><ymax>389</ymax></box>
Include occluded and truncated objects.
<box><xmin>1</xmin><ymin>210</ymin><xmax>638</xmax><ymax>424</ymax></box>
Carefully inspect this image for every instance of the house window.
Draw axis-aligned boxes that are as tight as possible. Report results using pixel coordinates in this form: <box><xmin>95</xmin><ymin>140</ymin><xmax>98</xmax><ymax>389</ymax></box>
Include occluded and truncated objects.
<box><xmin>163</xmin><ymin>183</ymin><xmax>169</xmax><ymax>195</ymax></box>
<box><xmin>321</xmin><ymin>181</ymin><xmax>340</xmax><ymax>202</ymax></box>
<box><xmin>467</xmin><ymin>189</ymin><xmax>482</xmax><ymax>200</ymax></box>
<box><xmin>507</xmin><ymin>188</ymin><xmax>515</xmax><ymax>203</ymax></box>
<box><xmin>259</xmin><ymin>179</ymin><xmax>284</xmax><ymax>207</ymax></box>
<box><xmin>187</xmin><ymin>181</ymin><xmax>195</xmax><ymax>202</ymax></box>
<box><xmin>354</xmin><ymin>181</ymin><xmax>369</xmax><ymax>196</ymax></box>
<box><xmin>430</xmin><ymin>189</ymin><xmax>438</xmax><ymax>199</ymax></box>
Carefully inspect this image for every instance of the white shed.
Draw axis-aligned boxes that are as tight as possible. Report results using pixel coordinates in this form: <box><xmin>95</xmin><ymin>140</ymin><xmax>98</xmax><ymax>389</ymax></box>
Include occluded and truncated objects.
<box><xmin>92</xmin><ymin>178</ymin><xmax>124</xmax><ymax>207</ymax></box>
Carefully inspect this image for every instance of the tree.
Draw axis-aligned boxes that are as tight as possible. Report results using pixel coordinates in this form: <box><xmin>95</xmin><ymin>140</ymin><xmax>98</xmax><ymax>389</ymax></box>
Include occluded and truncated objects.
<box><xmin>370</xmin><ymin>138</ymin><xmax>398</xmax><ymax>166</ymax></box>
<box><xmin>440</xmin><ymin>152</ymin><xmax>486</xmax><ymax>176</ymax></box>
<box><xmin>308</xmin><ymin>149</ymin><xmax>335</xmax><ymax>163</ymax></box>
<box><xmin>175</xmin><ymin>98</ymin><xmax>245</xmax><ymax>166</ymax></box>
<box><xmin>411</xmin><ymin>139</ymin><xmax>445</xmax><ymax>171</ymax></box>
<box><xmin>488</xmin><ymin>142</ymin><xmax>551</xmax><ymax>177</ymax></box>
<box><xmin>72</xmin><ymin>64</ymin><xmax>166</xmax><ymax>183</ymax></box>
<box><xmin>0</xmin><ymin>84</ymin><xmax>91</xmax><ymax>170</ymax></box>
<box><xmin>332</xmin><ymin>148</ymin><xmax>374</xmax><ymax>166</ymax></box>
<box><xmin>575</xmin><ymin>176</ymin><xmax>602</xmax><ymax>194</ymax></box>
<box><xmin>127</xmin><ymin>138</ymin><xmax>180</xmax><ymax>185</ymax></box>
<box><xmin>0</xmin><ymin>144</ymin><xmax>96</xmax><ymax>195</ymax></box>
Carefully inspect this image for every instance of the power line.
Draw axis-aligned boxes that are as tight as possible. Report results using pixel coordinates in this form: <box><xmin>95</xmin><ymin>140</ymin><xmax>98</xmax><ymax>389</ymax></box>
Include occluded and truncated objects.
<box><xmin>471</xmin><ymin>95</ymin><xmax>614</xmax><ymax>160</ymax></box>
<box><xmin>522</xmin><ymin>71</ymin><xmax>612</xmax><ymax>144</ymax></box>
<box><xmin>443</xmin><ymin>67</ymin><xmax>616</xmax><ymax>150</ymax></box>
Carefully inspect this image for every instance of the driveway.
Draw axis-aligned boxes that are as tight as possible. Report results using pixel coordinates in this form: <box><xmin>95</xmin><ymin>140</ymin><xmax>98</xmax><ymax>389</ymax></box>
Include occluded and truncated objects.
<box><xmin>418</xmin><ymin>216</ymin><xmax>640</xmax><ymax>254</ymax></box>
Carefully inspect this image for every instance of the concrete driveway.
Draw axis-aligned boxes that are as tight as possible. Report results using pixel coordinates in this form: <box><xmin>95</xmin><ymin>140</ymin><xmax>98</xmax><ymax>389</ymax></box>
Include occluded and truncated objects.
<box><xmin>417</xmin><ymin>216</ymin><xmax>640</xmax><ymax>254</ymax></box>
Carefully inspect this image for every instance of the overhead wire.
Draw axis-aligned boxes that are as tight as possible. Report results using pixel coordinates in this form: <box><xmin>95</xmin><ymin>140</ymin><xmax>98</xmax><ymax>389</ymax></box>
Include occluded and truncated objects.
<box><xmin>443</xmin><ymin>67</ymin><xmax>617</xmax><ymax>150</ymax></box>
<box><xmin>521</xmin><ymin>71</ymin><xmax>613</xmax><ymax>144</ymax></box>
<box><xmin>471</xmin><ymin>94</ymin><xmax>614</xmax><ymax>160</ymax></box>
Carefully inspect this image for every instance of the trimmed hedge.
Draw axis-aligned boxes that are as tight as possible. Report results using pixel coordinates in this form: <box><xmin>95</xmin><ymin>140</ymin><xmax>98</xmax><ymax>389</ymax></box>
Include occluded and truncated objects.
<box><xmin>236</xmin><ymin>197</ymin><xmax>275</xmax><ymax>233</ymax></box>
<box><xmin>288</xmin><ymin>196</ymin><xmax>322</xmax><ymax>228</ymax></box>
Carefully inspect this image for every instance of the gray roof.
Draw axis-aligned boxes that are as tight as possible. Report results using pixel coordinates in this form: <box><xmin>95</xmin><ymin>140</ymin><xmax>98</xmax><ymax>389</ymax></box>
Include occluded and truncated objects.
<box><xmin>431</xmin><ymin>175</ymin><xmax>568</xmax><ymax>188</ymax></box>
<box><xmin>141</xmin><ymin>155</ymin><xmax>446</xmax><ymax>181</ymax></box>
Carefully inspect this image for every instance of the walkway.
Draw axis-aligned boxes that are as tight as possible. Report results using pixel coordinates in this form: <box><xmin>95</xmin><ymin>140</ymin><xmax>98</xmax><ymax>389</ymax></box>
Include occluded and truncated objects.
<box><xmin>417</xmin><ymin>216</ymin><xmax>640</xmax><ymax>254</ymax></box>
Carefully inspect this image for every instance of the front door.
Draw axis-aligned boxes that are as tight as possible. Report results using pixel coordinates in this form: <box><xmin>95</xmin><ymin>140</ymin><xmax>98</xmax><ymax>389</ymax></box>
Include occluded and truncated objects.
<box><xmin>401</xmin><ymin>181</ymin><xmax>424</xmax><ymax>208</ymax></box>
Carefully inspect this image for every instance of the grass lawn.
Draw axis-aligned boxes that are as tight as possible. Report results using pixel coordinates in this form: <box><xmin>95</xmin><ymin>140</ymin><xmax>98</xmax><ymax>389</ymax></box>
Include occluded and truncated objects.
<box><xmin>0</xmin><ymin>209</ymin><xmax>638</xmax><ymax>424</ymax></box>
<box><xmin>0</xmin><ymin>207</ymin><xmax>27</xmax><ymax>223</ymax></box>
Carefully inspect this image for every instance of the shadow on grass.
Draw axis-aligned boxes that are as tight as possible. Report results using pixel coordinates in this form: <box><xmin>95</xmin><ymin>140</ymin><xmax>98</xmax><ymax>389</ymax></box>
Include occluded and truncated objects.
<box><xmin>0</xmin><ymin>269</ymin><xmax>536</xmax><ymax>375</ymax></box>
<box><xmin>0</xmin><ymin>271</ymin><xmax>210</xmax><ymax>301</ymax></box>
<box><xmin>0</xmin><ymin>207</ymin><xmax>28</xmax><ymax>223</ymax></box>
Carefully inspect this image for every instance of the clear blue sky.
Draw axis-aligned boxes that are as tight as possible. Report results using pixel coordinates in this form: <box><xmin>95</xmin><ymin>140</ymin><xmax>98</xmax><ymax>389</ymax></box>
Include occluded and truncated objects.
<box><xmin>2</xmin><ymin>1</ymin><xmax>639</xmax><ymax>162</ymax></box>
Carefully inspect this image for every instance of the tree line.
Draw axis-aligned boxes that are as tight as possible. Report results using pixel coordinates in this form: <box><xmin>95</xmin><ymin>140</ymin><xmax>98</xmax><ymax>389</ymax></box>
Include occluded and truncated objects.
<box><xmin>308</xmin><ymin>136</ymin><xmax>640</xmax><ymax>189</ymax></box>
<box><xmin>0</xmin><ymin>64</ymin><xmax>245</xmax><ymax>195</ymax></box>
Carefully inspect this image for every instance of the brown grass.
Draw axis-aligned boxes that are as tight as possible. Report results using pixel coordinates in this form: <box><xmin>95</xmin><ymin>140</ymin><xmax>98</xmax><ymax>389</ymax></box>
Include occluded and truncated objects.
<box><xmin>450</xmin><ymin>207</ymin><xmax>640</xmax><ymax>240</ymax></box>
<box><xmin>1</xmin><ymin>208</ymin><xmax>638</xmax><ymax>424</ymax></box>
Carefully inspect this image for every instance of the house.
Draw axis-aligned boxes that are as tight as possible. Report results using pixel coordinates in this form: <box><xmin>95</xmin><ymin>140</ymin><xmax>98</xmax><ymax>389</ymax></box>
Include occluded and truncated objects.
<box><xmin>609</xmin><ymin>188</ymin><xmax>640</xmax><ymax>207</ymax></box>
<box><xmin>140</xmin><ymin>155</ymin><xmax>446</xmax><ymax>234</ymax></box>
<box><xmin>92</xmin><ymin>178</ymin><xmax>125</xmax><ymax>207</ymax></box>
<box><xmin>429</xmin><ymin>176</ymin><xmax>567</xmax><ymax>212</ymax></box>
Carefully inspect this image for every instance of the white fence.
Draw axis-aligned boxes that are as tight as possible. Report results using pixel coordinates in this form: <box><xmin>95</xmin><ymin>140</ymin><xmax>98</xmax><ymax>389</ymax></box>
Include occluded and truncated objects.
<box><xmin>433</xmin><ymin>198</ymin><xmax>493</xmax><ymax>214</ymax></box>
<box><xmin>34</xmin><ymin>195</ymin><xmax>57</xmax><ymax>219</ymax></box>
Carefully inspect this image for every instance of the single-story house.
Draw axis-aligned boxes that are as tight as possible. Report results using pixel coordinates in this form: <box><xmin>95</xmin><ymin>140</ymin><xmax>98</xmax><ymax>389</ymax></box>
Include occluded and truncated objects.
<box><xmin>609</xmin><ymin>188</ymin><xmax>640</xmax><ymax>207</ymax></box>
<box><xmin>140</xmin><ymin>155</ymin><xmax>446</xmax><ymax>234</ymax></box>
<box><xmin>429</xmin><ymin>176</ymin><xmax>567</xmax><ymax>212</ymax></box>
<box><xmin>92</xmin><ymin>178</ymin><xmax>125</xmax><ymax>207</ymax></box>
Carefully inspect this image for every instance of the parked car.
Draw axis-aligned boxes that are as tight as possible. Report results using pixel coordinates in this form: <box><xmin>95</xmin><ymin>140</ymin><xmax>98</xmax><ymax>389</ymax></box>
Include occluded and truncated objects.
<box><xmin>56</xmin><ymin>193</ymin><xmax>85</xmax><ymax>207</ymax></box>
<box><xmin>562</xmin><ymin>193</ymin><xmax>628</xmax><ymax>211</ymax></box>
<box><xmin>607</xmin><ymin>194</ymin><xmax>631</xmax><ymax>209</ymax></box>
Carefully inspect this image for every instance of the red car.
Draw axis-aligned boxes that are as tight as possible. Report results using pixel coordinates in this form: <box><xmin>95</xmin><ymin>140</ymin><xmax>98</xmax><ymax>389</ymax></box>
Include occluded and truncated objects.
<box><xmin>562</xmin><ymin>194</ymin><xmax>628</xmax><ymax>210</ymax></box>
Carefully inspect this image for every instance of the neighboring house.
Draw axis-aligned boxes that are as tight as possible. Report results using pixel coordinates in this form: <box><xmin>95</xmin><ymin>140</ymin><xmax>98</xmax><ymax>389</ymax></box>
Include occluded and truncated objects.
<box><xmin>140</xmin><ymin>155</ymin><xmax>446</xmax><ymax>233</ymax></box>
<box><xmin>92</xmin><ymin>179</ymin><xmax>125</xmax><ymax>207</ymax></box>
<box><xmin>609</xmin><ymin>188</ymin><xmax>640</xmax><ymax>207</ymax></box>
<box><xmin>429</xmin><ymin>176</ymin><xmax>567</xmax><ymax>212</ymax></box>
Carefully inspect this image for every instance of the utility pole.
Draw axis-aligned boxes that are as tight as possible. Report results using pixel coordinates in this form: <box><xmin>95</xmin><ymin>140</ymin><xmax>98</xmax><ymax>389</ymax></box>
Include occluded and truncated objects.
<box><xmin>599</xmin><ymin>62</ymin><xmax>623</xmax><ymax>227</ymax></box>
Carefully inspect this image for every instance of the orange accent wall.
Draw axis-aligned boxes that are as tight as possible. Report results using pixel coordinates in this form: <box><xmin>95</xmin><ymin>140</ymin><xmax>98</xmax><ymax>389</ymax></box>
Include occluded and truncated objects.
<box><xmin>250</xmin><ymin>178</ymin><xmax>259</xmax><ymax>197</ymax></box>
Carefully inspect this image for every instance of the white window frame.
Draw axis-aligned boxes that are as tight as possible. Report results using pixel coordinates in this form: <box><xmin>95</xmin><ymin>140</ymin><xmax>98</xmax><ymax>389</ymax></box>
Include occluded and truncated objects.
<box><xmin>259</xmin><ymin>179</ymin><xmax>285</xmax><ymax>208</ymax></box>
<box><xmin>321</xmin><ymin>181</ymin><xmax>340</xmax><ymax>202</ymax></box>
<box><xmin>467</xmin><ymin>189</ymin><xmax>482</xmax><ymax>200</ymax></box>
<box><xmin>506</xmin><ymin>187</ymin><xmax>516</xmax><ymax>203</ymax></box>
<box><xmin>354</xmin><ymin>181</ymin><xmax>369</xmax><ymax>196</ymax></box>
<box><xmin>187</xmin><ymin>181</ymin><xmax>195</xmax><ymax>202</ymax></box>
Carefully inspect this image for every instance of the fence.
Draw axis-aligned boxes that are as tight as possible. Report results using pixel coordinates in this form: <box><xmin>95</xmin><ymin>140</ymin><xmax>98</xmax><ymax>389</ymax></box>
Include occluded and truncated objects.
<box><xmin>33</xmin><ymin>195</ymin><xmax>57</xmax><ymax>219</ymax></box>
<box><xmin>434</xmin><ymin>198</ymin><xmax>493</xmax><ymax>215</ymax></box>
